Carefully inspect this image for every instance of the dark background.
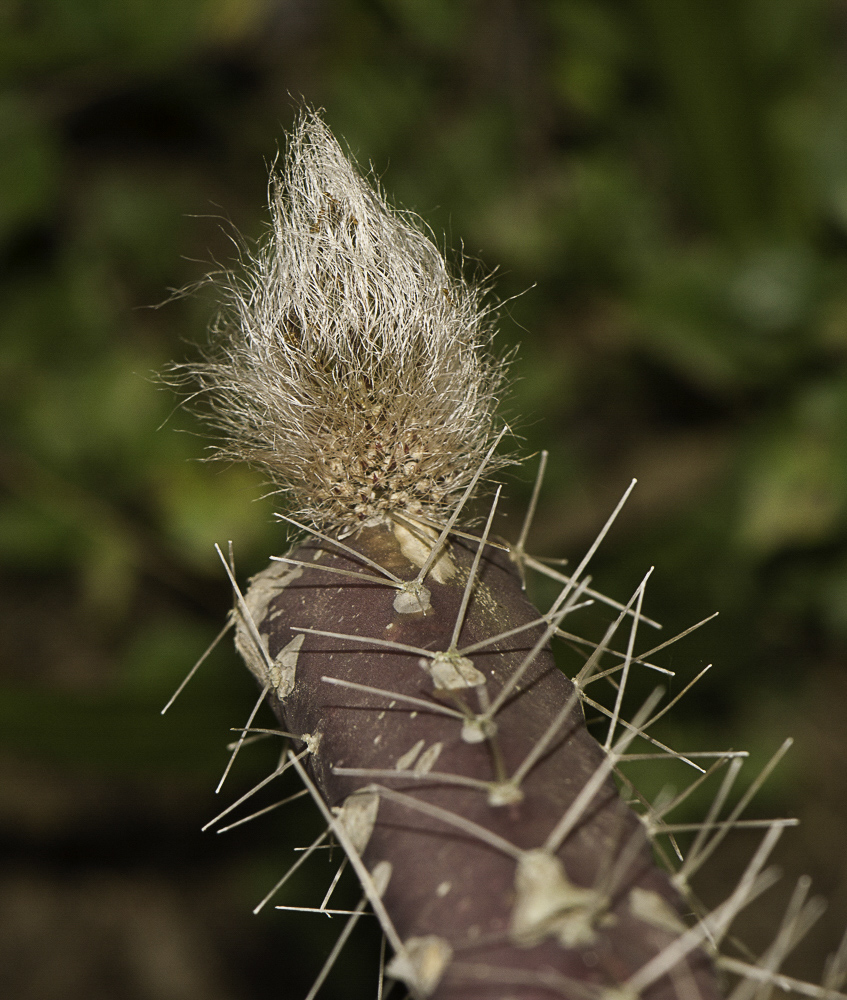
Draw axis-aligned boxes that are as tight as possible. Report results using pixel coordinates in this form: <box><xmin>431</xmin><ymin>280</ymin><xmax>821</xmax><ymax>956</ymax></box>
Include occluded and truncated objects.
<box><xmin>3</xmin><ymin>1</ymin><xmax>847</xmax><ymax>997</ymax></box>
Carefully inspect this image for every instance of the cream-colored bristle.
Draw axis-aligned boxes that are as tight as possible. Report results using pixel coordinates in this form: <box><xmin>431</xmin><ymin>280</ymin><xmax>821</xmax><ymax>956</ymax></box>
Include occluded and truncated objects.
<box><xmin>179</xmin><ymin>110</ymin><xmax>511</xmax><ymax>531</ymax></box>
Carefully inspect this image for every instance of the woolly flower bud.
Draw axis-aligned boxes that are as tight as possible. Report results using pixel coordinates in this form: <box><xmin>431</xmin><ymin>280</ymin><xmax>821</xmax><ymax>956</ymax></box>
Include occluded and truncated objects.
<box><xmin>185</xmin><ymin>111</ymin><xmax>510</xmax><ymax>530</ymax></box>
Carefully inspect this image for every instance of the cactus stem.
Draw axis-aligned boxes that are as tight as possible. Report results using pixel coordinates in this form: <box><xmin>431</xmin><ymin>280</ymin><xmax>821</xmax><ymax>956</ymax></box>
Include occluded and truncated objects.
<box><xmin>172</xmin><ymin>112</ymin><xmax>847</xmax><ymax>999</ymax></box>
<box><xmin>627</xmin><ymin>824</ymin><xmax>787</xmax><ymax>995</ymax></box>
<box><xmin>319</xmin><ymin>675</ymin><xmax>468</xmax><ymax>721</ymax></box>
<box><xmin>274</xmin><ymin>512</ymin><xmax>406</xmax><ymax>585</ymax></box>
<box><xmin>288</xmin><ymin>753</ymin><xmax>421</xmax><ymax>999</ymax></box>
<box><xmin>363</xmin><ymin>783</ymin><xmax>525</xmax><ymax>860</ymax></box>
<box><xmin>544</xmin><ymin>687</ymin><xmax>664</xmax><ymax>855</ymax></box>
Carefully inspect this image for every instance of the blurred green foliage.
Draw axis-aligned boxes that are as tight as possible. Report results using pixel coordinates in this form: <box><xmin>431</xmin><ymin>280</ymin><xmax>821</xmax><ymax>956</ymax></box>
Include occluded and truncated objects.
<box><xmin>3</xmin><ymin>0</ymin><xmax>847</xmax><ymax>997</ymax></box>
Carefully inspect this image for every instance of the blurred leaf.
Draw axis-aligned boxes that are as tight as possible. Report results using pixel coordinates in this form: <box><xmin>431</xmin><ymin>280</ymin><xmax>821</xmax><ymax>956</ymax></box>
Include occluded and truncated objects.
<box><xmin>548</xmin><ymin>0</ymin><xmax>630</xmax><ymax>119</ymax></box>
<box><xmin>0</xmin><ymin>682</ymin><xmax>249</xmax><ymax>777</ymax></box>
<box><xmin>0</xmin><ymin>92</ymin><xmax>59</xmax><ymax>245</ymax></box>
<box><xmin>728</xmin><ymin>245</ymin><xmax>816</xmax><ymax>333</ymax></box>
<box><xmin>738</xmin><ymin>381</ymin><xmax>847</xmax><ymax>555</ymax></box>
<box><xmin>386</xmin><ymin>0</ymin><xmax>470</xmax><ymax>54</ymax></box>
<box><xmin>636</xmin><ymin>0</ymin><xmax>779</xmax><ymax>242</ymax></box>
<box><xmin>0</xmin><ymin>501</ymin><xmax>79</xmax><ymax>570</ymax></box>
<box><xmin>153</xmin><ymin>460</ymin><xmax>277</xmax><ymax>573</ymax></box>
<box><xmin>0</xmin><ymin>0</ymin><xmax>268</xmax><ymax>78</ymax></box>
<box><xmin>738</xmin><ymin>436</ymin><xmax>844</xmax><ymax>553</ymax></box>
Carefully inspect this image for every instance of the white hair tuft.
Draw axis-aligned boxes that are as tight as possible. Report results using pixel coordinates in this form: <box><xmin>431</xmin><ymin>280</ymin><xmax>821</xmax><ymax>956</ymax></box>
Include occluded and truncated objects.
<box><xmin>184</xmin><ymin>110</ymin><xmax>511</xmax><ymax>530</ymax></box>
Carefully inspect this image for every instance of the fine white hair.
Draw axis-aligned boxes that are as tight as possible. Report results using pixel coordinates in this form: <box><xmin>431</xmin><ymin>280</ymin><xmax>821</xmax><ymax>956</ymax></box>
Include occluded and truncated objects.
<box><xmin>184</xmin><ymin>110</ymin><xmax>510</xmax><ymax>530</ymax></box>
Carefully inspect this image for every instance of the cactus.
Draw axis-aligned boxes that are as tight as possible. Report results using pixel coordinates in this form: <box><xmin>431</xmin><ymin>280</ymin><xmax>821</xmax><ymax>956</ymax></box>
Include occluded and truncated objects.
<box><xmin>169</xmin><ymin>112</ymin><xmax>847</xmax><ymax>1000</ymax></box>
